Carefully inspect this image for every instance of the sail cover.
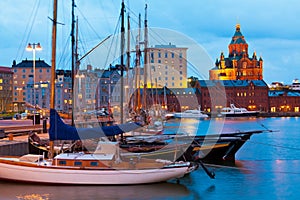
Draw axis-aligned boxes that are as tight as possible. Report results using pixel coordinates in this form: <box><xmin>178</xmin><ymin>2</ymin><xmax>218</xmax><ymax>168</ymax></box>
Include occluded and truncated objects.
<box><xmin>49</xmin><ymin>109</ymin><xmax>142</xmax><ymax>141</ymax></box>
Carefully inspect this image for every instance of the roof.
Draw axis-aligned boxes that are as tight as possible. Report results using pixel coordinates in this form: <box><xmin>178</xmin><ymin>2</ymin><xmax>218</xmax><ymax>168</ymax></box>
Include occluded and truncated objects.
<box><xmin>0</xmin><ymin>66</ymin><xmax>13</xmax><ymax>73</ymax></box>
<box><xmin>269</xmin><ymin>90</ymin><xmax>300</xmax><ymax>97</ymax></box>
<box><xmin>139</xmin><ymin>87</ymin><xmax>200</xmax><ymax>95</ymax></box>
<box><xmin>230</xmin><ymin>24</ymin><xmax>247</xmax><ymax>45</ymax></box>
<box><xmin>12</xmin><ymin>59</ymin><xmax>51</xmax><ymax>68</ymax></box>
<box><xmin>154</xmin><ymin>44</ymin><xmax>177</xmax><ymax>48</ymax></box>
<box><xmin>212</xmin><ymin>56</ymin><xmax>260</xmax><ymax>69</ymax></box>
<box><xmin>198</xmin><ymin>80</ymin><xmax>268</xmax><ymax>88</ymax></box>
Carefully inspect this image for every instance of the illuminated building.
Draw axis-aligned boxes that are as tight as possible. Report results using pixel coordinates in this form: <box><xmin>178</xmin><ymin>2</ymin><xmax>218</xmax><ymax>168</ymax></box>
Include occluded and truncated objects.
<box><xmin>209</xmin><ymin>24</ymin><xmax>263</xmax><ymax>80</ymax></box>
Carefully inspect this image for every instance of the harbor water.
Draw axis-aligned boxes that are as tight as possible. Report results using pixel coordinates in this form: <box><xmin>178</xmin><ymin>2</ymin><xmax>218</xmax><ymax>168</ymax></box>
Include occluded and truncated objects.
<box><xmin>1</xmin><ymin>117</ymin><xmax>300</xmax><ymax>199</ymax></box>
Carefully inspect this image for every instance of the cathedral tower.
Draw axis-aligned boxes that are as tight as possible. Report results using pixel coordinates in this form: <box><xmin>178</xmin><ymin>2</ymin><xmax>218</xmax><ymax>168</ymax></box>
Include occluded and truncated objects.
<box><xmin>209</xmin><ymin>24</ymin><xmax>263</xmax><ymax>80</ymax></box>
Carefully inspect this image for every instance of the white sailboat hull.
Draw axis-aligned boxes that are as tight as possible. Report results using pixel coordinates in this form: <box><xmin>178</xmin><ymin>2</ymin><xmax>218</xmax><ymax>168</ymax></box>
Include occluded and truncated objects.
<box><xmin>0</xmin><ymin>160</ymin><xmax>189</xmax><ymax>185</ymax></box>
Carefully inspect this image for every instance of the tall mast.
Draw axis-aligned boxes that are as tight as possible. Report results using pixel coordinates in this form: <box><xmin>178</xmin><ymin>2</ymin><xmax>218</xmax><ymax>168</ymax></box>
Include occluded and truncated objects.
<box><xmin>71</xmin><ymin>0</ymin><xmax>76</xmax><ymax>126</ymax></box>
<box><xmin>126</xmin><ymin>12</ymin><xmax>130</xmax><ymax>109</ymax></box>
<box><xmin>50</xmin><ymin>0</ymin><xmax>57</xmax><ymax>110</ymax></box>
<box><xmin>135</xmin><ymin>14</ymin><xmax>141</xmax><ymax>112</ymax></box>
<box><xmin>120</xmin><ymin>0</ymin><xmax>125</xmax><ymax>142</ymax></box>
<box><xmin>49</xmin><ymin>0</ymin><xmax>58</xmax><ymax>159</ymax></box>
<box><xmin>75</xmin><ymin>17</ymin><xmax>79</xmax><ymax>72</ymax></box>
<box><xmin>143</xmin><ymin>4</ymin><xmax>148</xmax><ymax>109</ymax></box>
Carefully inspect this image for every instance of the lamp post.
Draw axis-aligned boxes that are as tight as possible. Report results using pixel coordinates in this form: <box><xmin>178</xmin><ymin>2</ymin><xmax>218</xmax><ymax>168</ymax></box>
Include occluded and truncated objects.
<box><xmin>26</xmin><ymin>42</ymin><xmax>42</xmax><ymax>125</ymax></box>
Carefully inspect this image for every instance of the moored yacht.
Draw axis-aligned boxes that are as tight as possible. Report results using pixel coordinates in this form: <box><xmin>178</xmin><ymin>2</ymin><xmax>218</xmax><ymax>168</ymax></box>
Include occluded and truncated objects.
<box><xmin>220</xmin><ymin>104</ymin><xmax>259</xmax><ymax>117</ymax></box>
<box><xmin>174</xmin><ymin>107</ymin><xmax>209</xmax><ymax>119</ymax></box>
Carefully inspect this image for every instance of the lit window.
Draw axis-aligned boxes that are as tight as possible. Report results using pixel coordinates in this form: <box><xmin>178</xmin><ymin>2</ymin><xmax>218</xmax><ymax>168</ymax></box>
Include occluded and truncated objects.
<box><xmin>271</xmin><ymin>107</ymin><xmax>276</xmax><ymax>112</ymax></box>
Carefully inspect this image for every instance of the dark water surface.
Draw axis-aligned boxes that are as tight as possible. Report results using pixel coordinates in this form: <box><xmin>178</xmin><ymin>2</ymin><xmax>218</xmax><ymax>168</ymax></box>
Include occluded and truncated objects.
<box><xmin>1</xmin><ymin>117</ymin><xmax>300</xmax><ymax>200</ymax></box>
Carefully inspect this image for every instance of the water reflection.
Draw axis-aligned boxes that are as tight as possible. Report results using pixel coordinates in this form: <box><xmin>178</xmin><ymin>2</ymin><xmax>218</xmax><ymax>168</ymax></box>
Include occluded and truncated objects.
<box><xmin>0</xmin><ymin>181</ymin><xmax>190</xmax><ymax>200</ymax></box>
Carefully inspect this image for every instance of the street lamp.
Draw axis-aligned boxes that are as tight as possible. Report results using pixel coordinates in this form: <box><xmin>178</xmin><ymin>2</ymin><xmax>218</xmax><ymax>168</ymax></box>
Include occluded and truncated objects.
<box><xmin>26</xmin><ymin>42</ymin><xmax>42</xmax><ymax>125</ymax></box>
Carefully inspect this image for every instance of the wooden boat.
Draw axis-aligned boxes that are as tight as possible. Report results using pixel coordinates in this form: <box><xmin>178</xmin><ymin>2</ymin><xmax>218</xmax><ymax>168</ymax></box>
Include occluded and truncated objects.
<box><xmin>0</xmin><ymin>109</ymin><xmax>195</xmax><ymax>185</ymax></box>
<box><xmin>120</xmin><ymin>130</ymin><xmax>264</xmax><ymax>164</ymax></box>
<box><xmin>28</xmin><ymin>127</ymin><xmax>262</xmax><ymax>165</ymax></box>
<box><xmin>0</xmin><ymin>151</ymin><xmax>192</xmax><ymax>185</ymax></box>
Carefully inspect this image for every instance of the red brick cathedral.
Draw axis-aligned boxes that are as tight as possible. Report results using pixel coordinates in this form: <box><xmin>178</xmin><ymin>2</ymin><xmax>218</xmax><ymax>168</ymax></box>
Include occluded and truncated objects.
<box><xmin>209</xmin><ymin>24</ymin><xmax>263</xmax><ymax>80</ymax></box>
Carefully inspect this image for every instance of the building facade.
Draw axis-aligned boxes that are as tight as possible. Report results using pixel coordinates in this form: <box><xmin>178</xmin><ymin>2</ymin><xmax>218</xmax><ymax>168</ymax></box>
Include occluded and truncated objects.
<box><xmin>269</xmin><ymin>90</ymin><xmax>300</xmax><ymax>114</ymax></box>
<box><xmin>148</xmin><ymin>44</ymin><xmax>188</xmax><ymax>88</ymax></box>
<box><xmin>196</xmin><ymin>80</ymin><xmax>269</xmax><ymax>113</ymax></box>
<box><xmin>0</xmin><ymin>66</ymin><xmax>13</xmax><ymax>112</ymax></box>
<box><xmin>209</xmin><ymin>24</ymin><xmax>263</xmax><ymax>81</ymax></box>
<box><xmin>12</xmin><ymin>59</ymin><xmax>51</xmax><ymax>112</ymax></box>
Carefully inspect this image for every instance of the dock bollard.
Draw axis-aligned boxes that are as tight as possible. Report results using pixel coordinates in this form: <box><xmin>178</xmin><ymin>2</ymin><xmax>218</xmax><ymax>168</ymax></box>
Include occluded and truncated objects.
<box><xmin>8</xmin><ymin>133</ymin><xmax>13</xmax><ymax>141</ymax></box>
<box><xmin>43</xmin><ymin>119</ymin><xmax>47</xmax><ymax>133</ymax></box>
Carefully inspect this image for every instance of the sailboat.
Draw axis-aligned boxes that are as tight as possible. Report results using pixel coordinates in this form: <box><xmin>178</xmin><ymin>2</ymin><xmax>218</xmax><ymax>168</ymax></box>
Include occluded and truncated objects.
<box><xmin>0</xmin><ymin>0</ymin><xmax>195</xmax><ymax>185</ymax></box>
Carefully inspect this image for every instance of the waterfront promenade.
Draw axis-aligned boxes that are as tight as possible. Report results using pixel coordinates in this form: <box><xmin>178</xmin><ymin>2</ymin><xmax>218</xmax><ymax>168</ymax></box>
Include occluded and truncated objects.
<box><xmin>0</xmin><ymin>119</ymin><xmax>48</xmax><ymax>156</ymax></box>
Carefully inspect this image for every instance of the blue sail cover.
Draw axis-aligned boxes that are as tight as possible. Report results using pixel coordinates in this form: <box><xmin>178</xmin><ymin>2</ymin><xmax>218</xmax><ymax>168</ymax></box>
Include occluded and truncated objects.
<box><xmin>49</xmin><ymin>109</ymin><xmax>142</xmax><ymax>141</ymax></box>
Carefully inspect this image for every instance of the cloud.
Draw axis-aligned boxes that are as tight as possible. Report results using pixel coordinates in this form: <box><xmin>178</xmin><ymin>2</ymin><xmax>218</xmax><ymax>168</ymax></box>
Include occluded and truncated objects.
<box><xmin>0</xmin><ymin>0</ymin><xmax>300</xmax><ymax>85</ymax></box>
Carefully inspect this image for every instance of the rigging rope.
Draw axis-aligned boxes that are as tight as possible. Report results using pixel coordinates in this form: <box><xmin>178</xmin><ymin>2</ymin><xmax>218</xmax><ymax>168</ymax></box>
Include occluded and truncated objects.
<box><xmin>16</xmin><ymin>0</ymin><xmax>41</xmax><ymax>61</ymax></box>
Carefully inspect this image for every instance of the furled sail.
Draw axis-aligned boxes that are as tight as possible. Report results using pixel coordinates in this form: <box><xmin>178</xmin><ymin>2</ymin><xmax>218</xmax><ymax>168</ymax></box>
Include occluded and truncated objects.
<box><xmin>49</xmin><ymin>109</ymin><xmax>141</xmax><ymax>140</ymax></box>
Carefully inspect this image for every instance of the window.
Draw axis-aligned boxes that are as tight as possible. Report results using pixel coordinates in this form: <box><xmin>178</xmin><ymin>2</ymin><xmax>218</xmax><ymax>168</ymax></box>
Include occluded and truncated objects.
<box><xmin>0</xmin><ymin>79</ymin><xmax>2</xmax><ymax>83</ymax></box>
<box><xmin>158</xmin><ymin>52</ymin><xmax>161</xmax><ymax>58</ymax></box>
<box><xmin>74</xmin><ymin>161</ymin><xmax>82</xmax><ymax>166</ymax></box>
<box><xmin>165</xmin><ymin>52</ymin><xmax>168</xmax><ymax>58</ymax></box>
<box><xmin>271</xmin><ymin>107</ymin><xmax>276</xmax><ymax>112</ymax></box>
<box><xmin>90</xmin><ymin>161</ymin><xmax>98</xmax><ymax>166</ymax></box>
<box><xmin>59</xmin><ymin>160</ymin><xmax>67</xmax><ymax>165</ymax></box>
<box><xmin>171</xmin><ymin>52</ymin><xmax>174</xmax><ymax>58</ymax></box>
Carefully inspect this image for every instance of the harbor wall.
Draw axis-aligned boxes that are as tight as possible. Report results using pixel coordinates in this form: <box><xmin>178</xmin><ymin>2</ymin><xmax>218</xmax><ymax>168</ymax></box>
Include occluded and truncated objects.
<box><xmin>0</xmin><ymin>140</ymin><xmax>28</xmax><ymax>156</ymax></box>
